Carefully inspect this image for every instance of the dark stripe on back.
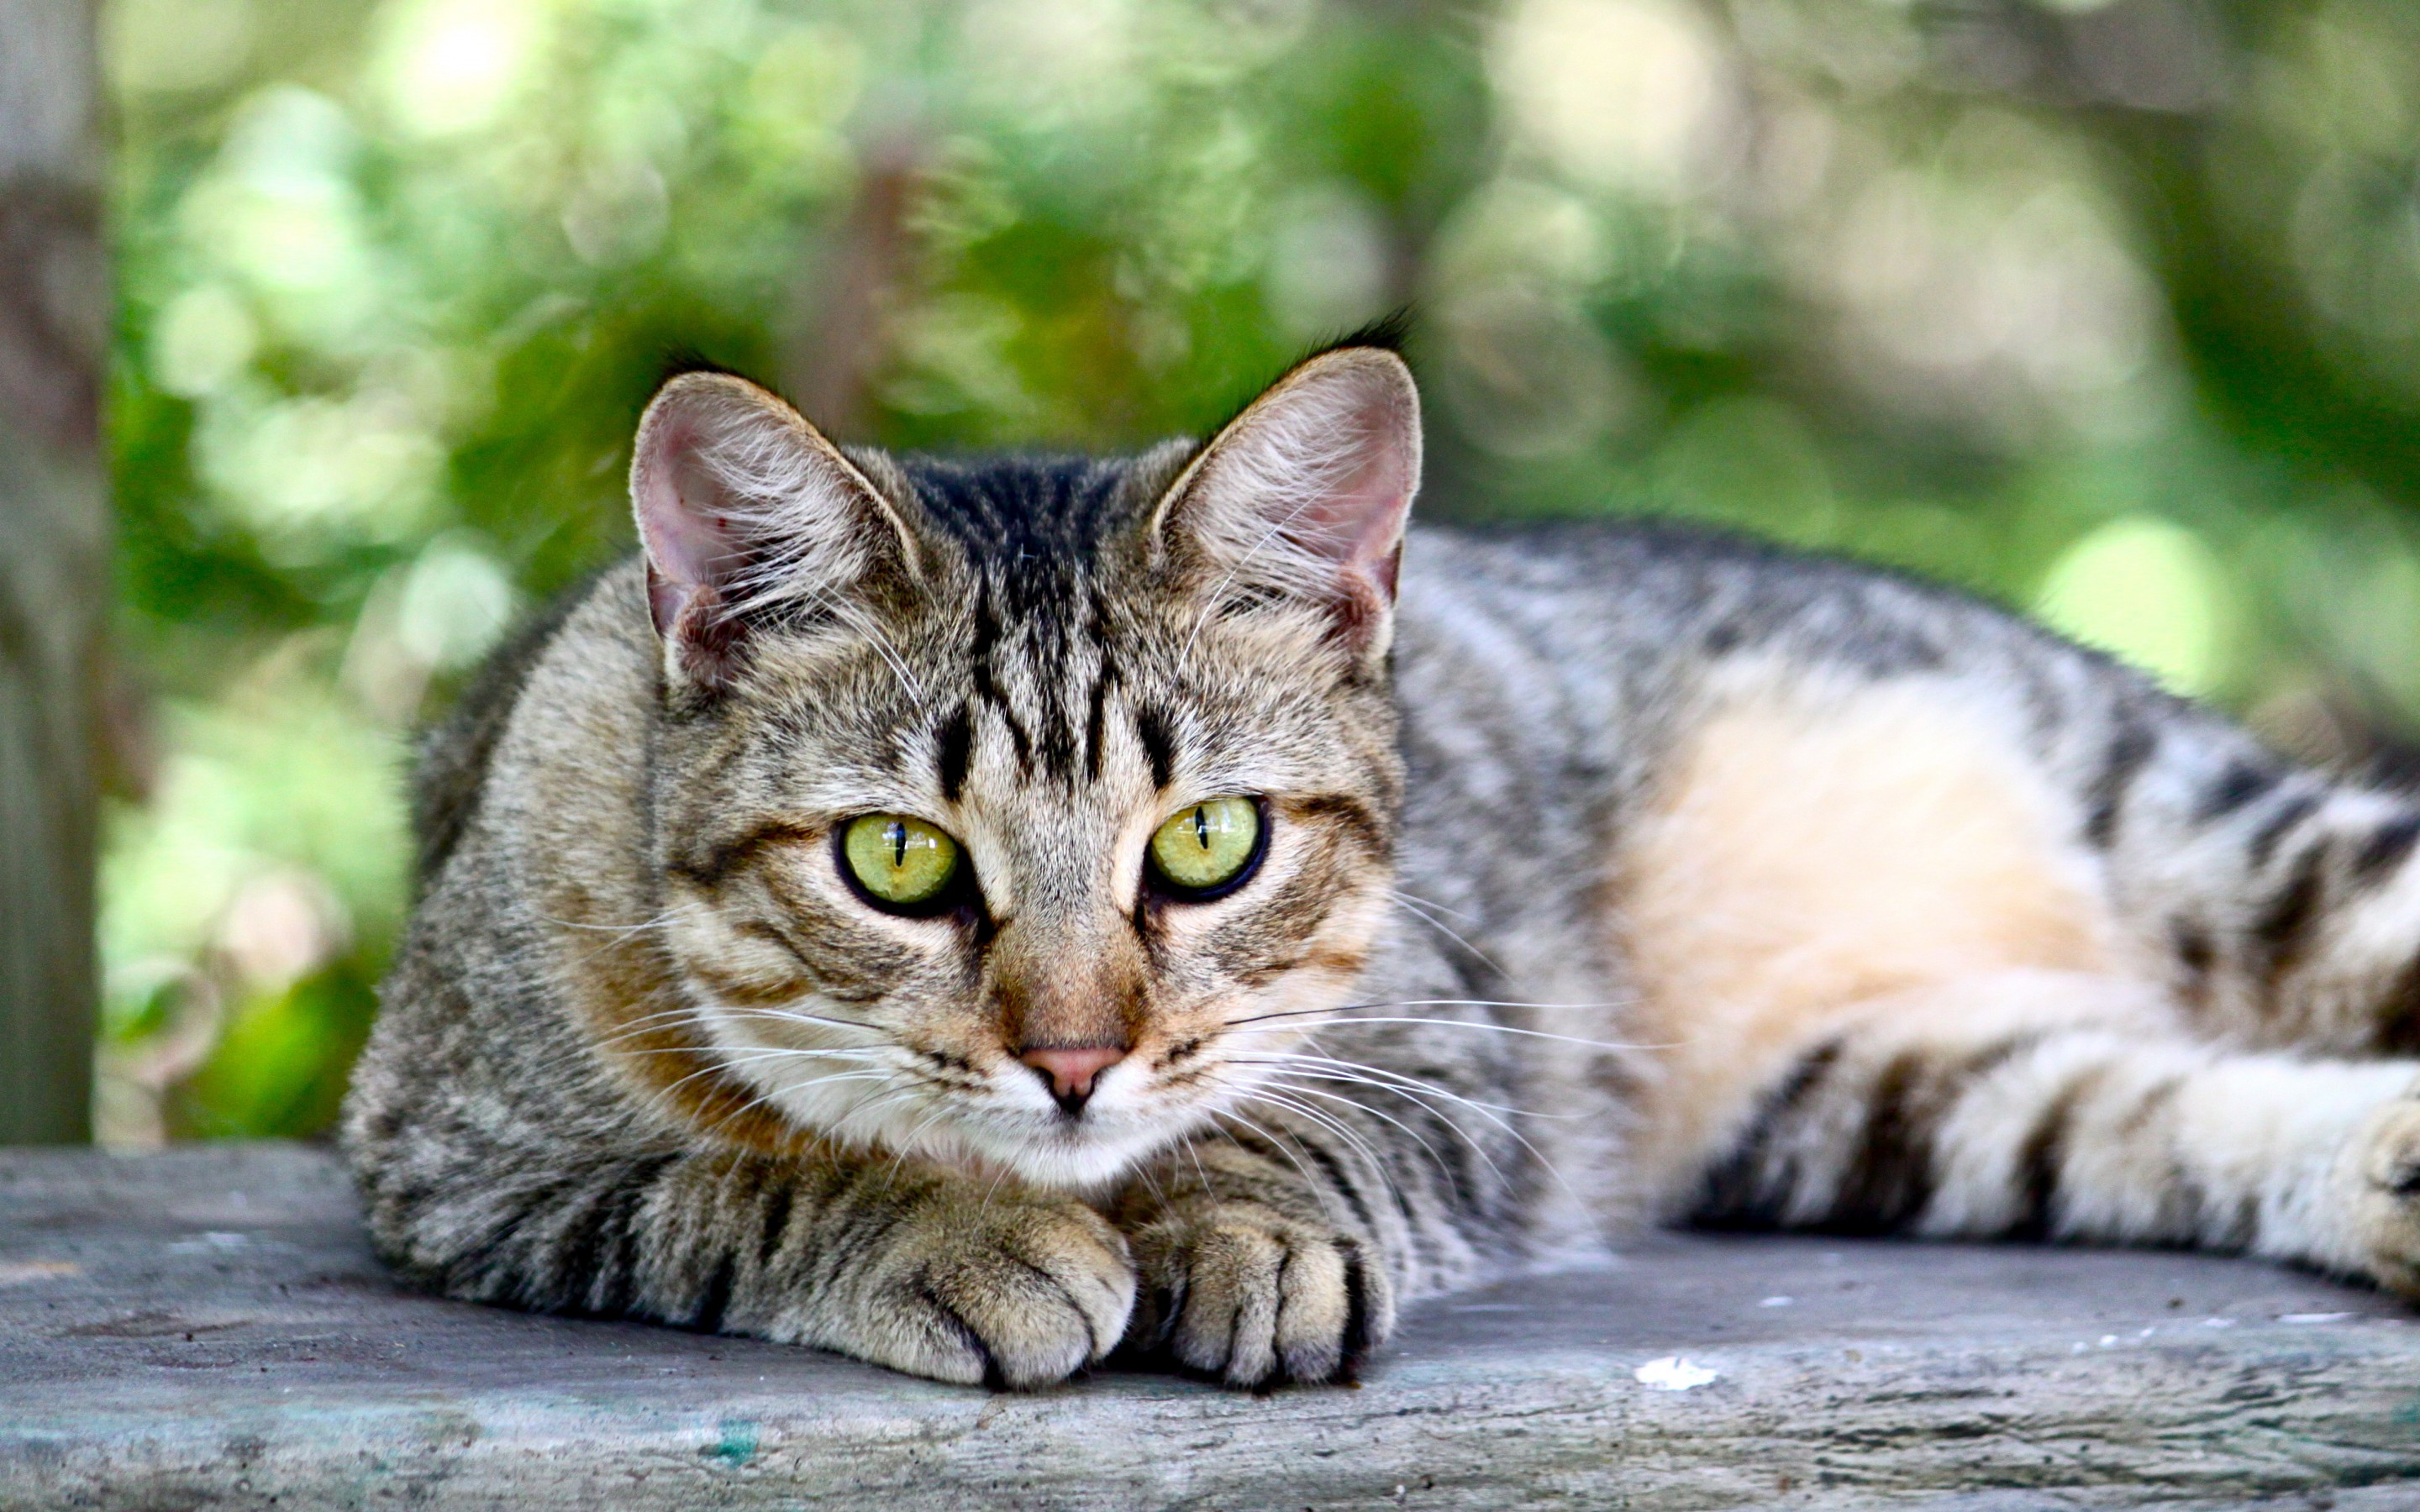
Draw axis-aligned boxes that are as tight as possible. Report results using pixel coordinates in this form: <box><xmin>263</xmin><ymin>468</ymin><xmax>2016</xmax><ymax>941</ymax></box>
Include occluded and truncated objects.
<box><xmin>2170</xmin><ymin>918</ymin><xmax>2215</xmax><ymax>1010</ymax></box>
<box><xmin>2248</xmin><ymin>791</ymin><xmax>2323</xmax><ymax>868</ymax></box>
<box><xmin>2252</xmin><ymin>843</ymin><xmax>2328</xmax><ymax>991</ymax></box>
<box><xmin>2084</xmin><ymin>720</ymin><xmax>2158</xmax><ymax>848</ymax></box>
<box><xmin>2195</xmin><ymin>759</ymin><xmax>2286</xmax><ymax>824</ymax></box>
<box><xmin>2354</xmin><ymin>811</ymin><xmax>2420</xmax><ymax>886</ymax></box>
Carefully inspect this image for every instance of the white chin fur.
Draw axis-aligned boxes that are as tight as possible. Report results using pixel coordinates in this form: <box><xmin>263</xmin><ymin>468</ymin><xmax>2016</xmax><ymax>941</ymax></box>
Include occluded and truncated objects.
<box><xmin>702</xmin><ymin>1005</ymin><xmax>1203</xmax><ymax>1191</ymax></box>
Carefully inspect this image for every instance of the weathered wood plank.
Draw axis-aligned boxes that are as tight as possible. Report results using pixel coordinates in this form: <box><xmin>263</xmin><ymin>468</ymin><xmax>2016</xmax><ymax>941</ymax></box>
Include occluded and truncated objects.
<box><xmin>3</xmin><ymin>1144</ymin><xmax>2419</xmax><ymax>1509</ymax></box>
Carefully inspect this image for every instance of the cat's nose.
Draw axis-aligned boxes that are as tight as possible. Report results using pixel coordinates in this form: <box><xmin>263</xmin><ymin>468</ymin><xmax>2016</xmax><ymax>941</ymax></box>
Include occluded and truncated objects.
<box><xmin>1018</xmin><ymin>1044</ymin><xmax>1128</xmax><ymax>1115</ymax></box>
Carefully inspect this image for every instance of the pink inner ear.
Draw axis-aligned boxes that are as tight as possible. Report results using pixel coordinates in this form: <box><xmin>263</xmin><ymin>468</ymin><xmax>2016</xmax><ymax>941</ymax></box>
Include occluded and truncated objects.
<box><xmin>1253</xmin><ymin>368</ymin><xmax>1419</xmax><ymax>630</ymax></box>
<box><xmin>1303</xmin><ymin>412</ymin><xmax>1417</xmax><ymax>598</ymax></box>
<box><xmin>1155</xmin><ymin>348</ymin><xmax>1423</xmax><ymax>654</ymax></box>
<box><xmin>634</xmin><ymin>411</ymin><xmax>749</xmax><ymax>638</ymax></box>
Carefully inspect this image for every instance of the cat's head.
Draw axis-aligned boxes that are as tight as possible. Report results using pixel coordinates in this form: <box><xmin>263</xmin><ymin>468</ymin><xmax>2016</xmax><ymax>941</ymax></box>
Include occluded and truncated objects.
<box><xmin>629</xmin><ymin>344</ymin><xmax>1419</xmax><ymax>1188</ymax></box>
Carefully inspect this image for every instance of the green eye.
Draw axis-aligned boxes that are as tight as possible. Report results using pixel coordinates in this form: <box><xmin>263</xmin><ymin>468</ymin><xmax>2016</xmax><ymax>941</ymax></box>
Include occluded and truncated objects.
<box><xmin>1147</xmin><ymin>797</ymin><xmax>1265</xmax><ymax>898</ymax></box>
<box><xmin>840</xmin><ymin>814</ymin><xmax>964</xmax><ymax>911</ymax></box>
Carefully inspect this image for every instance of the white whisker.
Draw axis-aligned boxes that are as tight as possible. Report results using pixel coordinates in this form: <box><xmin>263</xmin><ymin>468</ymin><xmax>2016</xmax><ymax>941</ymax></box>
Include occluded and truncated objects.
<box><xmin>1223</xmin><ymin>1012</ymin><xmax>1665</xmax><ymax>1056</ymax></box>
<box><xmin>1383</xmin><ymin>890</ymin><xmax>1507</xmax><ymax>976</ymax></box>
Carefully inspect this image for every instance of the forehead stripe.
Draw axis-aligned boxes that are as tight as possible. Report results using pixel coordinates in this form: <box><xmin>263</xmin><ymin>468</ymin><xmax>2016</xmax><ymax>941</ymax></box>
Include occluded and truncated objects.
<box><xmin>935</xmin><ymin>701</ymin><xmax>972</xmax><ymax>803</ymax></box>
<box><xmin>1083</xmin><ymin>659</ymin><xmax>1116</xmax><ymax>782</ymax></box>
<box><xmin>1134</xmin><ymin>705</ymin><xmax>1176</xmax><ymax>791</ymax></box>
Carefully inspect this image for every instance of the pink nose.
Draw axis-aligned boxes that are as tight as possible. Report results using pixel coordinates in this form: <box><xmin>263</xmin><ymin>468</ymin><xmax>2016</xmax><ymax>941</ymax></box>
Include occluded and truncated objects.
<box><xmin>1018</xmin><ymin>1044</ymin><xmax>1128</xmax><ymax>1108</ymax></box>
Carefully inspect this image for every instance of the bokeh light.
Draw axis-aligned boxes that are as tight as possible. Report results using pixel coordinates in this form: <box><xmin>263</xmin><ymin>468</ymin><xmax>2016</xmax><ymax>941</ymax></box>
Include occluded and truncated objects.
<box><xmin>101</xmin><ymin>0</ymin><xmax>2420</xmax><ymax>1142</ymax></box>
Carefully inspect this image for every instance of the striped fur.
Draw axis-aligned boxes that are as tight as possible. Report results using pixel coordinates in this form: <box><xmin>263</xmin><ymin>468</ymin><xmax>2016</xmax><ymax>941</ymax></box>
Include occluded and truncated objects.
<box><xmin>346</xmin><ymin>345</ymin><xmax>2420</xmax><ymax>1392</ymax></box>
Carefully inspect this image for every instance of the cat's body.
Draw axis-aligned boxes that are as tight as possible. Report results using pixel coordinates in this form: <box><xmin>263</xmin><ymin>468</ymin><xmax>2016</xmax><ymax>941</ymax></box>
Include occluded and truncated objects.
<box><xmin>346</xmin><ymin>347</ymin><xmax>2420</xmax><ymax>1389</ymax></box>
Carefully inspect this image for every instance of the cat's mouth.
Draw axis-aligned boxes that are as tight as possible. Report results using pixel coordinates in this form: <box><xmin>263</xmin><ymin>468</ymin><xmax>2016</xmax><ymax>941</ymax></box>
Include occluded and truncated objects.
<box><xmin>688</xmin><ymin>992</ymin><xmax>1239</xmax><ymax>1189</ymax></box>
<box><xmin>947</xmin><ymin>1085</ymin><xmax>1210</xmax><ymax>1190</ymax></box>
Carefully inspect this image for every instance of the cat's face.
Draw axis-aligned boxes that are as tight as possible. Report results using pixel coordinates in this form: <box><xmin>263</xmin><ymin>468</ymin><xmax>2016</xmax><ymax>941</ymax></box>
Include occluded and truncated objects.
<box><xmin>629</xmin><ymin>349</ymin><xmax>1419</xmax><ymax>1188</ymax></box>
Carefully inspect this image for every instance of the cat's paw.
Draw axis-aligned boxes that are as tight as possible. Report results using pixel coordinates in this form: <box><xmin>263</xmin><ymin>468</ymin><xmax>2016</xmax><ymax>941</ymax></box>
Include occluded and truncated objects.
<box><xmin>1124</xmin><ymin>1201</ymin><xmax>1392</xmax><ymax>1388</ymax></box>
<box><xmin>2340</xmin><ymin>1098</ymin><xmax>2420</xmax><ymax>1296</ymax></box>
<box><xmin>825</xmin><ymin>1189</ymin><xmax>1135</xmax><ymax>1389</ymax></box>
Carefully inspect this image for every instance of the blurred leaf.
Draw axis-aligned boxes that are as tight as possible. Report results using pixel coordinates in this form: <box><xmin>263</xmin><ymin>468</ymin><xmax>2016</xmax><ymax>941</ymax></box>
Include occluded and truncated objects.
<box><xmin>101</xmin><ymin>0</ymin><xmax>2420</xmax><ymax>1142</ymax></box>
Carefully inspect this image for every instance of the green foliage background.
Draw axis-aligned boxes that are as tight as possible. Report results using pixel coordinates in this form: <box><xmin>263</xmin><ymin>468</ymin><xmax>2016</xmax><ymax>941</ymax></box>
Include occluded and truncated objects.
<box><xmin>101</xmin><ymin>0</ymin><xmax>2420</xmax><ymax>1142</ymax></box>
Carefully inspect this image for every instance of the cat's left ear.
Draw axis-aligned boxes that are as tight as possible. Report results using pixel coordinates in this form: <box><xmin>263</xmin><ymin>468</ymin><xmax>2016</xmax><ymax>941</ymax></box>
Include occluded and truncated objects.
<box><xmin>1150</xmin><ymin>344</ymin><xmax>1422</xmax><ymax>658</ymax></box>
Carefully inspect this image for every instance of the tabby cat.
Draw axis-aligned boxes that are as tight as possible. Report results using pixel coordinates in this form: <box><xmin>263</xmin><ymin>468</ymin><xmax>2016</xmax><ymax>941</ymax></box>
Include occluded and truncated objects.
<box><xmin>345</xmin><ymin>339</ymin><xmax>2420</xmax><ymax>1389</ymax></box>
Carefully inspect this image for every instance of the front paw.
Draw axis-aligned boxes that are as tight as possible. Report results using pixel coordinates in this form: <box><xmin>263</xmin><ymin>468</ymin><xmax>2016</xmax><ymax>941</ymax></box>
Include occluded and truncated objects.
<box><xmin>2342</xmin><ymin>1098</ymin><xmax>2420</xmax><ymax>1296</ymax></box>
<box><xmin>815</xmin><ymin>1187</ymin><xmax>1135</xmax><ymax>1389</ymax></box>
<box><xmin>1124</xmin><ymin>1201</ymin><xmax>1392</xmax><ymax>1388</ymax></box>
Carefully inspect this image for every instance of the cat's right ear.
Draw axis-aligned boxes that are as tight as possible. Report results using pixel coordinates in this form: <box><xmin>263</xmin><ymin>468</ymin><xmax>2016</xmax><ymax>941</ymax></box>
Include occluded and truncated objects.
<box><xmin>629</xmin><ymin>371</ymin><xmax>918</xmax><ymax>690</ymax></box>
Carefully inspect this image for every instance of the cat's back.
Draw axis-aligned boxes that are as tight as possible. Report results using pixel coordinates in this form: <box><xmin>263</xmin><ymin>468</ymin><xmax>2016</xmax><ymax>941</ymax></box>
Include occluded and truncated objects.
<box><xmin>1396</xmin><ymin>517</ymin><xmax>2050</xmax><ymax>703</ymax></box>
<box><xmin>1383</xmin><ymin>518</ymin><xmax>2181</xmax><ymax>929</ymax></box>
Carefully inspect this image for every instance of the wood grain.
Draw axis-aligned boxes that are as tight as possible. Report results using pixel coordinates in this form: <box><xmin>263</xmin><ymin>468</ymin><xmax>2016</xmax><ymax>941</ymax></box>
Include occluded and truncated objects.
<box><xmin>4</xmin><ymin>1143</ymin><xmax>2419</xmax><ymax>1509</ymax></box>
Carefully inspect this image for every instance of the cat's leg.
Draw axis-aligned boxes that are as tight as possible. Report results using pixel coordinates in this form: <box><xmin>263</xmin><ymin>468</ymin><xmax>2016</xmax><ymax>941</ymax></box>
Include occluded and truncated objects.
<box><xmin>1108</xmin><ymin>1132</ymin><xmax>1397</xmax><ymax>1388</ymax></box>
<box><xmin>350</xmin><ymin>1110</ymin><xmax>1136</xmax><ymax>1388</ymax></box>
<box><xmin>1105</xmin><ymin>1006</ymin><xmax>1542</xmax><ymax>1387</ymax></box>
<box><xmin>1681</xmin><ymin>971</ymin><xmax>2420</xmax><ymax>1291</ymax></box>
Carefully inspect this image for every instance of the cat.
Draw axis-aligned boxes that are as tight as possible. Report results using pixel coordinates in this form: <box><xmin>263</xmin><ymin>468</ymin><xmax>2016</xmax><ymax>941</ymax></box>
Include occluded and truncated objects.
<box><xmin>344</xmin><ymin>337</ymin><xmax>2420</xmax><ymax>1390</ymax></box>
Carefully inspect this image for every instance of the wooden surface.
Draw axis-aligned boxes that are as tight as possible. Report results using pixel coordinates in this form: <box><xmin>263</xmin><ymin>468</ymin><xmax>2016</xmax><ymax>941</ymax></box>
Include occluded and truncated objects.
<box><xmin>0</xmin><ymin>0</ymin><xmax>104</xmax><ymax>1145</ymax></box>
<box><xmin>5</xmin><ymin>1143</ymin><xmax>2420</xmax><ymax>1509</ymax></box>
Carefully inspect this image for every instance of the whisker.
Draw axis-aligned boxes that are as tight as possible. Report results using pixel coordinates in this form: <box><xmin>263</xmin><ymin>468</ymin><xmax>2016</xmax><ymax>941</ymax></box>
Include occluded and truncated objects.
<box><xmin>1276</xmin><ymin>1068</ymin><xmax>1530</xmax><ymax>1199</ymax></box>
<box><xmin>1383</xmin><ymin>891</ymin><xmax>1507</xmax><ymax>976</ymax></box>
<box><xmin>1246</xmin><ymin>1079</ymin><xmax>1439</xmax><ymax>1205</ymax></box>
<box><xmin>978</xmin><ymin>1161</ymin><xmax>1015</xmax><ymax>1221</ymax></box>
<box><xmin>653</xmin><ymin>1058</ymin><xmax>892</xmax><ymax>1107</ymax></box>
<box><xmin>712</xmin><ymin>1004</ymin><xmax>890</xmax><ymax>1037</ymax></box>
<box><xmin>1214</xmin><ymin>1109</ymin><xmax>1328</xmax><ymax>1201</ymax></box>
<box><xmin>1251</xmin><ymin>1058</ymin><xmax>1584</xmax><ymax>1209</ymax></box>
<box><xmin>588</xmin><ymin>999</ymin><xmax>887</xmax><ymax>1052</ymax></box>
<box><xmin>881</xmin><ymin>1105</ymin><xmax>956</xmax><ymax>1187</ymax></box>
<box><xmin>666</xmin><ymin>1047</ymin><xmax>896</xmax><ymax>1075</ymax></box>
<box><xmin>1224</xmin><ymin>1012</ymin><xmax>1666</xmax><ymax>1056</ymax></box>
<box><xmin>592</xmin><ymin>1006</ymin><xmax>890</xmax><ymax>1054</ymax></box>
<box><xmin>1228</xmin><ymin>1053</ymin><xmax>1581</xmax><ymax>1120</ymax></box>
<box><xmin>1236</xmin><ymin>1085</ymin><xmax>1405</xmax><ymax>1209</ymax></box>
<box><xmin>533</xmin><ymin>909</ymin><xmax>681</xmax><ymax>937</ymax></box>
<box><xmin>824</xmin><ymin>1087</ymin><xmax>926</xmax><ymax>1162</ymax></box>
<box><xmin>1185</xmin><ymin>1137</ymin><xmax>1216</xmax><ymax>1200</ymax></box>
<box><xmin>1384</xmin><ymin>888</ymin><xmax>1477</xmax><ymax>924</ymax></box>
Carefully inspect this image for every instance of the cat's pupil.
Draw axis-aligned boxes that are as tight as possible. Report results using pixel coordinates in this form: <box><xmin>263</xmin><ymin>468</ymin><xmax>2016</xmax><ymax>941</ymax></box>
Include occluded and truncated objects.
<box><xmin>1191</xmin><ymin>806</ymin><xmax>1210</xmax><ymax>849</ymax></box>
<box><xmin>888</xmin><ymin>820</ymin><xmax>908</xmax><ymax>869</ymax></box>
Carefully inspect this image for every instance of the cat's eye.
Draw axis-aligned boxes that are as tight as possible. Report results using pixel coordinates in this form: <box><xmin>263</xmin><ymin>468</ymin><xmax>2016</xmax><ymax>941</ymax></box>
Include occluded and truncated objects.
<box><xmin>839</xmin><ymin>814</ymin><xmax>964</xmax><ymax>912</ymax></box>
<box><xmin>1146</xmin><ymin>796</ymin><xmax>1265</xmax><ymax>900</ymax></box>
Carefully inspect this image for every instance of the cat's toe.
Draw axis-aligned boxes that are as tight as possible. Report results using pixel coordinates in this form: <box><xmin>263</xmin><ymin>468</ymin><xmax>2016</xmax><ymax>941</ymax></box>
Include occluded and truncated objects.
<box><xmin>1130</xmin><ymin>1203</ymin><xmax>1390</xmax><ymax>1388</ymax></box>
<box><xmin>2338</xmin><ymin>1096</ymin><xmax>2420</xmax><ymax>1297</ymax></box>
<box><xmin>851</xmin><ymin>1195</ymin><xmax>1136</xmax><ymax>1389</ymax></box>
